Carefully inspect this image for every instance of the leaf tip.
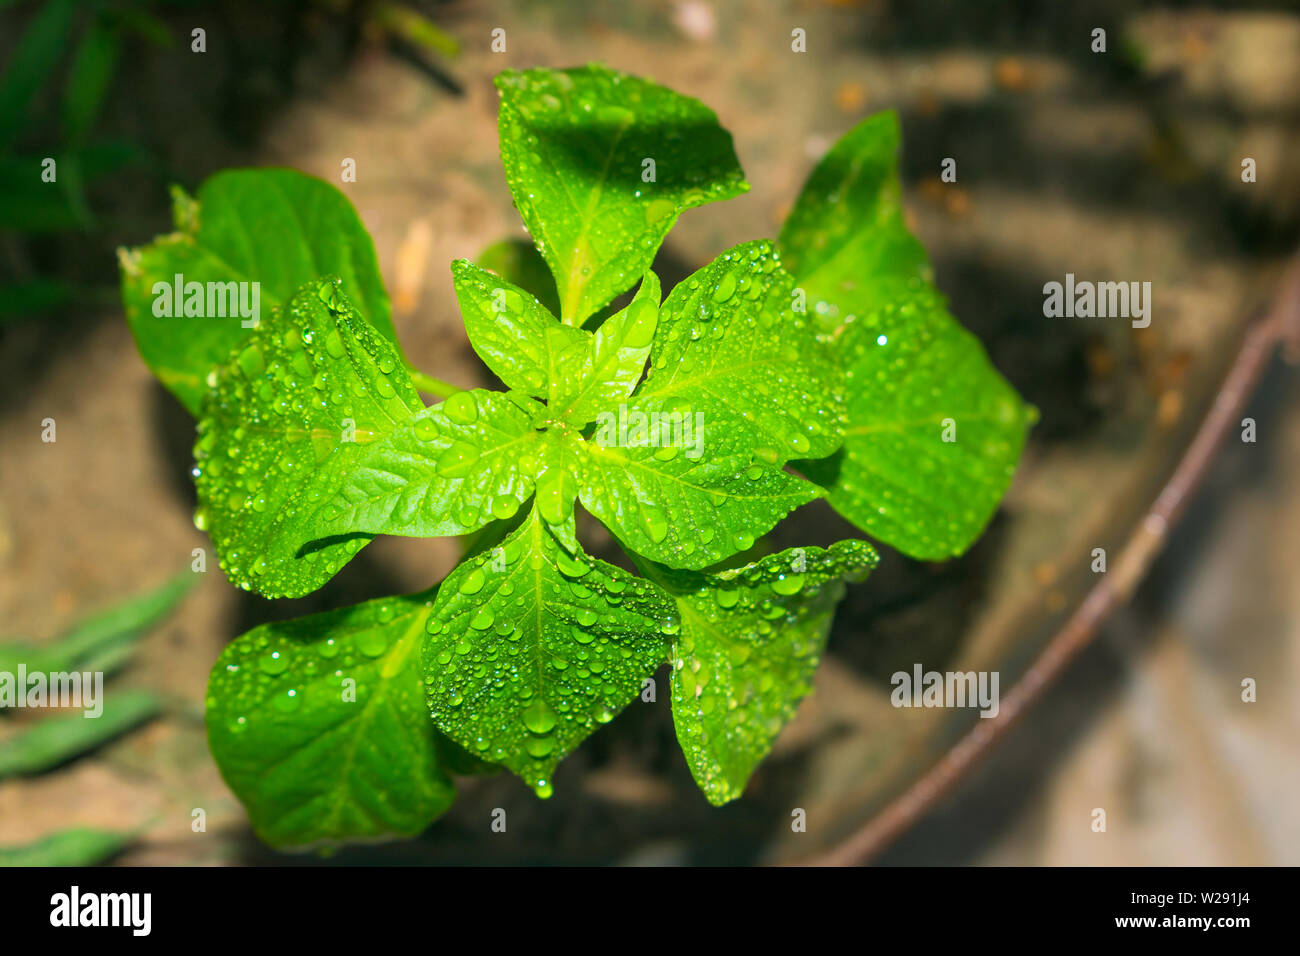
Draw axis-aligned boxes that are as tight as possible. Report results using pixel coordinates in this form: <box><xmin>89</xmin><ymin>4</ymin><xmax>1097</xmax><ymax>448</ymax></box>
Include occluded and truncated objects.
<box><xmin>116</xmin><ymin>245</ymin><xmax>142</xmax><ymax>278</ymax></box>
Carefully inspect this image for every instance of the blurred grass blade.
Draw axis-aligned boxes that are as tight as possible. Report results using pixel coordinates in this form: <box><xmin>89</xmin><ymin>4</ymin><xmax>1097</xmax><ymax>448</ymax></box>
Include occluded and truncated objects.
<box><xmin>112</xmin><ymin>6</ymin><xmax>173</xmax><ymax>49</ymax></box>
<box><xmin>62</xmin><ymin>18</ymin><xmax>122</xmax><ymax>145</ymax></box>
<box><xmin>0</xmin><ymin>0</ymin><xmax>78</xmax><ymax>149</ymax></box>
<box><xmin>0</xmin><ymin>572</ymin><xmax>192</xmax><ymax>675</ymax></box>
<box><xmin>372</xmin><ymin>1</ymin><xmax>460</xmax><ymax>57</ymax></box>
<box><xmin>75</xmin><ymin>641</ymin><xmax>142</xmax><ymax>681</ymax></box>
<box><xmin>51</xmin><ymin>572</ymin><xmax>193</xmax><ymax>665</ymax></box>
<box><xmin>0</xmin><ymin>279</ymin><xmax>71</xmax><ymax>322</ymax></box>
<box><xmin>0</xmin><ymin>144</ymin><xmax>141</xmax><ymax>232</ymax></box>
<box><xmin>0</xmin><ymin>577</ymin><xmax>190</xmax><ymax>673</ymax></box>
<box><xmin>0</xmin><ymin>827</ymin><xmax>130</xmax><ymax>866</ymax></box>
<box><xmin>0</xmin><ymin>690</ymin><xmax>161</xmax><ymax>778</ymax></box>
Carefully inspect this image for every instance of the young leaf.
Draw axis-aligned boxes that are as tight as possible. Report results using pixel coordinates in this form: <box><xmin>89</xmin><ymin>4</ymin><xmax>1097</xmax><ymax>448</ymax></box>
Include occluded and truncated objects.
<box><xmin>0</xmin><ymin>828</ymin><xmax>130</xmax><ymax>867</ymax></box>
<box><xmin>476</xmin><ymin>238</ymin><xmax>561</xmax><ymax>317</ymax></box>
<box><xmin>194</xmin><ymin>278</ymin><xmax>420</xmax><ymax>598</ymax></box>
<box><xmin>640</xmin><ymin>240</ymin><xmax>843</xmax><ymax>460</ymax></box>
<box><xmin>780</xmin><ymin>113</ymin><xmax>1033</xmax><ymax>559</ymax></box>
<box><xmin>777</xmin><ymin>111</ymin><xmax>930</xmax><ymax>330</ymax></box>
<box><xmin>549</xmin><ymin>271</ymin><xmax>660</xmax><ymax>425</ymax></box>
<box><xmin>533</xmin><ymin>432</ymin><xmax>582</xmax><ymax>552</ymax></box>
<box><xmin>651</xmin><ymin>542</ymin><xmax>877</xmax><ymax>804</ymax></box>
<box><xmin>571</xmin><ymin>242</ymin><xmax>839</xmax><ymax>570</ymax></box>
<box><xmin>496</xmin><ymin>64</ymin><xmax>748</xmax><ymax>324</ymax></box>
<box><xmin>575</xmin><ymin>424</ymin><xmax>821</xmax><ymax>571</ymax></box>
<box><xmin>799</xmin><ymin>283</ymin><xmax>1033</xmax><ymax>558</ymax></box>
<box><xmin>0</xmin><ymin>690</ymin><xmax>160</xmax><ymax>778</ymax></box>
<box><xmin>119</xmin><ymin>169</ymin><xmax>402</xmax><ymax>414</ymax></box>
<box><xmin>312</xmin><ymin>388</ymin><xmax>551</xmax><ymax>541</ymax></box>
<box><xmin>451</xmin><ymin>259</ymin><xmax>587</xmax><ymax>397</ymax></box>
<box><xmin>423</xmin><ymin>507</ymin><xmax>675</xmax><ymax>797</ymax></box>
<box><xmin>206</xmin><ymin>589</ymin><xmax>455</xmax><ymax>847</ymax></box>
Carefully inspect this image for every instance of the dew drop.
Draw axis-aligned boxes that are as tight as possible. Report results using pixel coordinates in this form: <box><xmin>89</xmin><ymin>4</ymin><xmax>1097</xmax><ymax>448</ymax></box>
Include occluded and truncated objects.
<box><xmin>444</xmin><ymin>390</ymin><xmax>479</xmax><ymax>424</ymax></box>
<box><xmin>523</xmin><ymin>700</ymin><xmax>558</xmax><ymax>734</ymax></box>
<box><xmin>711</xmin><ymin>271</ymin><xmax>737</xmax><ymax>302</ymax></box>
<box><xmin>770</xmin><ymin>573</ymin><xmax>806</xmax><ymax>596</ymax></box>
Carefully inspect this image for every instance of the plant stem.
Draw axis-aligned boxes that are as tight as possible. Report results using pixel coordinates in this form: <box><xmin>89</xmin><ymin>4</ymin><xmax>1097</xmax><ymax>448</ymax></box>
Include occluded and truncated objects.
<box><xmin>405</xmin><ymin>366</ymin><xmax>462</xmax><ymax>399</ymax></box>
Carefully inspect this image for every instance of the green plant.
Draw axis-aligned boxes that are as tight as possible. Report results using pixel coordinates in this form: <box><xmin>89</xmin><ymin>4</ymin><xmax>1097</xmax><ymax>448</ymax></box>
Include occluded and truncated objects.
<box><xmin>117</xmin><ymin>64</ymin><xmax>1032</xmax><ymax>847</ymax></box>
<box><xmin>0</xmin><ymin>573</ymin><xmax>191</xmax><ymax>864</ymax></box>
<box><xmin>0</xmin><ymin>0</ymin><xmax>175</xmax><ymax>324</ymax></box>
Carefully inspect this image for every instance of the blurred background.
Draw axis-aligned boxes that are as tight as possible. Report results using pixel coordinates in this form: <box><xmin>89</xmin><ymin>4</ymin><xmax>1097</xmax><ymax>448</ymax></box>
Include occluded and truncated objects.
<box><xmin>0</xmin><ymin>0</ymin><xmax>1297</xmax><ymax>865</ymax></box>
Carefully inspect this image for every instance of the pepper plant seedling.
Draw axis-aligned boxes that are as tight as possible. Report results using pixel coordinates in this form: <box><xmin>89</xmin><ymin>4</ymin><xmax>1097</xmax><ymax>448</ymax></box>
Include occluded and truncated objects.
<box><xmin>118</xmin><ymin>64</ymin><xmax>1033</xmax><ymax>847</ymax></box>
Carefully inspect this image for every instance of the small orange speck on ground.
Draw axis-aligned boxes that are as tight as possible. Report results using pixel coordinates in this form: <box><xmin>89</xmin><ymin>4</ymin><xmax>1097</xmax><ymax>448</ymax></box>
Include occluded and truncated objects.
<box><xmin>1133</xmin><ymin>325</ymin><xmax>1159</xmax><ymax>360</ymax></box>
<box><xmin>920</xmin><ymin>177</ymin><xmax>945</xmax><ymax>203</ymax></box>
<box><xmin>834</xmin><ymin>81</ymin><xmax>867</xmax><ymax>113</ymax></box>
<box><xmin>1158</xmin><ymin>350</ymin><xmax>1192</xmax><ymax>388</ymax></box>
<box><xmin>1156</xmin><ymin>389</ymin><xmax>1183</xmax><ymax>427</ymax></box>
<box><xmin>994</xmin><ymin>57</ymin><xmax>1029</xmax><ymax>91</ymax></box>
<box><xmin>1085</xmin><ymin>341</ymin><xmax>1116</xmax><ymax>378</ymax></box>
<box><xmin>1180</xmin><ymin>31</ymin><xmax>1209</xmax><ymax>63</ymax></box>
<box><xmin>944</xmin><ymin>188</ymin><xmax>970</xmax><ymax>217</ymax></box>
<box><xmin>915</xmin><ymin>87</ymin><xmax>941</xmax><ymax>117</ymax></box>
<box><xmin>1033</xmin><ymin>561</ymin><xmax>1059</xmax><ymax>587</ymax></box>
<box><xmin>919</xmin><ymin>178</ymin><xmax>970</xmax><ymax>217</ymax></box>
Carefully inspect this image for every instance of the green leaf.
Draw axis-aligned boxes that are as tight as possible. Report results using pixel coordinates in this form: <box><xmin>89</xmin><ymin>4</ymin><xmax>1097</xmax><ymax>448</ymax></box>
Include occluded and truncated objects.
<box><xmin>206</xmin><ymin>589</ymin><xmax>455</xmax><ymax>847</ymax></box>
<box><xmin>0</xmin><ymin>828</ymin><xmax>130</xmax><ymax>867</ymax></box>
<box><xmin>423</xmin><ymin>507</ymin><xmax>675</xmax><ymax>796</ymax></box>
<box><xmin>0</xmin><ymin>572</ymin><xmax>191</xmax><ymax>676</ymax></box>
<box><xmin>780</xmin><ymin>113</ymin><xmax>1033</xmax><ymax>559</ymax></box>
<box><xmin>575</xmin><ymin>426</ymin><xmax>820</xmax><ymax>571</ymax></box>
<box><xmin>451</xmin><ymin>258</ymin><xmax>587</xmax><ymax>397</ymax></box>
<box><xmin>62</xmin><ymin>17</ymin><xmax>121</xmax><ymax>144</ymax></box>
<box><xmin>476</xmin><ymin>238</ymin><xmax>560</xmax><ymax>317</ymax></box>
<box><xmin>533</xmin><ymin>431</ymin><xmax>582</xmax><ymax>552</ymax></box>
<box><xmin>0</xmin><ymin>0</ymin><xmax>76</xmax><ymax>149</ymax></box>
<box><xmin>571</xmin><ymin>242</ymin><xmax>838</xmax><ymax>570</ymax></box>
<box><xmin>0</xmin><ymin>690</ymin><xmax>160</xmax><ymax>778</ymax></box>
<box><xmin>656</xmin><ymin>541</ymin><xmax>878</xmax><ymax>804</ymax></box>
<box><xmin>550</xmin><ymin>271</ymin><xmax>659</xmax><ymax>425</ymax></box>
<box><xmin>119</xmin><ymin>169</ymin><xmax>402</xmax><ymax>415</ymax></box>
<box><xmin>496</xmin><ymin>64</ymin><xmax>748</xmax><ymax>324</ymax></box>
<box><xmin>640</xmin><ymin>241</ymin><xmax>843</xmax><ymax>459</ymax></box>
<box><xmin>800</xmin><ymin>285</ymin><xmax>1033</xmax><ymax>558</ymax></box>
<box><xmin>193</xmin><ymin>278</ymin><xmax>420</xmax><ymax>598</ymax></box>
<box><xmin>313</xmin><ymin>388</ymin><xmax>551</xmax><ymax>541</ymax></box>
<box><xmin>777</xmin><ymin>112</ymin><xmax>930</xmax><ymax>332</ymax></box>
